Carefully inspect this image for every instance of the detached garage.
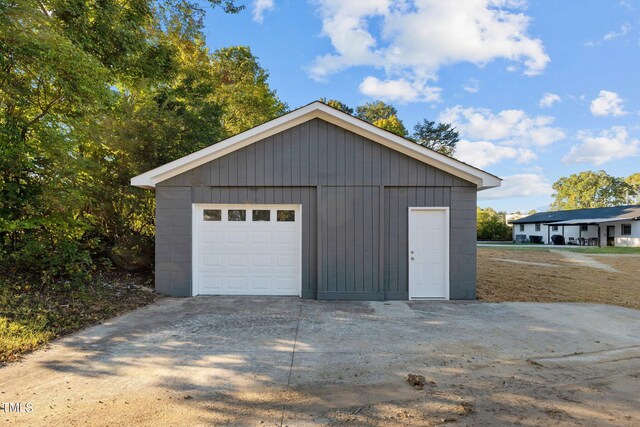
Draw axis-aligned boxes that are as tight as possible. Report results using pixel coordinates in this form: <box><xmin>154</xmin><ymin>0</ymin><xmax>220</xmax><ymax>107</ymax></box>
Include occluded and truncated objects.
<box><xmin>132</xmin><ymin>101</ymin><xmax>501</xmax><ymax>300</ymax></box>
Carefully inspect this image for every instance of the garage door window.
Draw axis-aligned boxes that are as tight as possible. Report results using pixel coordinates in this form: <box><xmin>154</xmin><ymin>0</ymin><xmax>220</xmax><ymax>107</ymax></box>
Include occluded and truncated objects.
<box><xmin>203</xmin><ymin>209</ymin><xmax>221</xmax><ymax>221</ymax></box>
<box><xmin>277</xmin><ymin>210</ymin><xmax>295</xmax><ymax>222</ymax></box>
<box><xmin>252</xmin><ymin>210</ymin><xmax>271</xmax><ymax>222</ymax></box>
<box><xmin>228</xmin><ymin>209</ymin><xmax>246</xmax><ymax>221</ymax></box>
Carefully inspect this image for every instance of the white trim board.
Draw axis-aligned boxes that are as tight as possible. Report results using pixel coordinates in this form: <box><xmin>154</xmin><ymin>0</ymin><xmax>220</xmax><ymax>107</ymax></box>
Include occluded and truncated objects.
<box><xmin>132</xmin><ymin>102</ymin><xmax>501</xmax><ymax>190</ymax></box>
<box><xmin>408</xmin><ymin>207</ymin><xmax>450</xmax><ymax>300</ymax></box>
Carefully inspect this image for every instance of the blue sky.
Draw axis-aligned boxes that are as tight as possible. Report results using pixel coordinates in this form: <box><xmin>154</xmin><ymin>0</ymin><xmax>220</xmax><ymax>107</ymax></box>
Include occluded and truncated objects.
<box><xmin>203</xmin><ymin>0</ymin><xmax>640</xmax><ymax>213</ymax></box>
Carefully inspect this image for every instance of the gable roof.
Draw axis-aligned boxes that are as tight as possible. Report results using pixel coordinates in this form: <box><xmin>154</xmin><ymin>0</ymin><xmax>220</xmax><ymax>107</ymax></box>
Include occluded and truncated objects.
<box><xmin>131</xmin><ymin>101</ymin><xmax>502</xmax><ymax>190</ymax></box>
<box><xmin>512</xmin><ymin>205</ymin><xmax>640</xmax><ymax>224</ymax></box>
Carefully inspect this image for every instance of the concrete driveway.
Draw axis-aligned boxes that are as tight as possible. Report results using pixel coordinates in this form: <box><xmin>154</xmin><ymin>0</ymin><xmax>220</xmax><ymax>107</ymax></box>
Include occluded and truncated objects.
<box><xmin>2</xmin><ymin>298</ymin><xmax>639</xmax><ymax>426</ymax></box>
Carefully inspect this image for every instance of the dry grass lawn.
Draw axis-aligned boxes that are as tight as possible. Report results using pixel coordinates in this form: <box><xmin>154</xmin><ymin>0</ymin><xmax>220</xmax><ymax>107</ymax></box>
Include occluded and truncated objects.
<box><xmin>478</xmin><ymin>247</ymin><xmax>640</xmax><ymax>310</ymax></box>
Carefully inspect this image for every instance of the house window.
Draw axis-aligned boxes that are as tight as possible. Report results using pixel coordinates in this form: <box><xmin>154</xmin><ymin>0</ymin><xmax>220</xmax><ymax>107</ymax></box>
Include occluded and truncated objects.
<box><xmin>622</xmin><ymin>224</ymin><xmax>632</xmax><ymax>235</ymax></box>
<box><xmin>535</xmin><ymin>223</ymin><xmax>541</xmax><ymax>232</ymax></box>
<box><xmin>252</xmin><ymin>210</ymin><xmax>271</xmax><ymax>222</ymax></box>
<box><xmin>551</xmin><ymin>225</ymin><xmax>559</xmax><ymax>231</ymax></box>
<box><xmin>277</xmin><ymin>210</ymin><xmax>295</xmax><ymax>222</ymax></box>
<box><xmin>580</xmin><ymin>225</ymin><xmax>588</xmax><ymax>232</ymax></box>
<box><xmin>203</xmin><ymin>209</ymin><xmax>221</xmax><ymax>221</ymax></box>
<box><xmin>519</xmin><ymin>224</ymin><xmax>524</xmax><ymax>232</ymax></box>
<box><xmin>228</xmin><ymin>209</ymin><xmax>246</xmax><ymax>221</ymax></box>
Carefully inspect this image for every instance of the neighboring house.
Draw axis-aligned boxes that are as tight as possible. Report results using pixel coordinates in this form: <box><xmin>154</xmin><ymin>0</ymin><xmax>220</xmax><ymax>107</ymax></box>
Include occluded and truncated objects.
<box><xmin>132</xmin><ymin>102</ymin><xmax>501</xmax><ymax>300</ymax></box>
<box><xmin>511</xmin><ymin>205</ymin><xmax>640</xmax><ymax>247</ymax></box>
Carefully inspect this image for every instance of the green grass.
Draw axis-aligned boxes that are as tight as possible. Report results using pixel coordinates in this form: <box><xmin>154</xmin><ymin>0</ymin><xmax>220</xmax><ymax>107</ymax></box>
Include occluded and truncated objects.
<box><xmin>577</xmin><ymin>246</ymin><xmax>640</xmax><ymax>254</ymax></box>
<box><xmin>0</xmin><ymin>271</ymin><xmax>159</xmax><ymax>365</ymax></box>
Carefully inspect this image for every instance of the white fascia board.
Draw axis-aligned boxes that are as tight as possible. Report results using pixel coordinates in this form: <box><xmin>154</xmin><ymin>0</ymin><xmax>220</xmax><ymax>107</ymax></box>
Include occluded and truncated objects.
<box><xmin>131</xmin><ymin>101</ymin><xmax>502</xmax><ymax>189</ymax></box>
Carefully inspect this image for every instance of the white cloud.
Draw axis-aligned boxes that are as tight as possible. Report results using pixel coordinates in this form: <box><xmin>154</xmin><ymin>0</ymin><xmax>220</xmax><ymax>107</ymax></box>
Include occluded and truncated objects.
<box><xmin>562</xmin><ymin>126</ymin><xmax>640</xmax><ymax>165</ymax></box>
<box><xmin>604</xmin><ymin>23</ymin><xmax>631</xmax><ymax>40</ymax></box>
<box><xmin>252</xmin><ymin>0</ymin><xmax>274</xmax><ymax>23</ymax></box>
<box><xmin>309</xmin><ymin>0</ymin><xmax>549</xmax><ymax>101</ymax></box>
<box><xmin>585</xmin><ymin>23</ymin><xmax>632</xmax><ymax>46</ymax></box>
<box><xmin>359</xmin><ymin>76</ymin><xmax>441</xmax><ymax>103</ymax></box>
<box><xmin>478</xmin><ymin>174</ymin><xmax>552</xmax><ymax>200</ymax></box>
<box><xmin>439</xmin><ymin>106</ymin><xmax>566</xmax><ymax>147</ymax></box>
<box><xmin>455</xmin><ymin>140</ymin><xmax>537</xmax><ymax>168</ymax></box>
<box><xmin>516</xmin><ymin>147</ymin><xmax>538</xmax><ymax>163</ymax></box>
<box><xmin>463</xmin><ymin>78</ymin><xmax>480</xmax><ymax>93</ymax></box>
<box><xmin>590</xmin><ymin>90</ymin><xmax>627</xmax><ymax>116</ymax></box>
<box><xmin>539</xmin><ymin>92</ymin><xmax>561</xmax><ymax>108</ymax></box>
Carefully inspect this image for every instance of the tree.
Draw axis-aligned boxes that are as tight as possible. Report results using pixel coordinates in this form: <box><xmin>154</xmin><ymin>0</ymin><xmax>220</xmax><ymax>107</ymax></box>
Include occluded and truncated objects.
<box><xmin>80</xmin><ymin>22</ymin><xmax>228</xmax><ymax>269</ymax></box>
<box><xmin>410</xmin><ymin>120</ymin><xmax>459</xmax><ymax>156</ymax></box>
<box><xmin>0</xmin><ymin>0</ymin><xmax>247</xmax><ymax>279</ymax></box>
<box><xmin>0</xmin><ymin>0</ymin><xmax>114</xmax><ymax>278</ymax></box>
<box><xmin>551</xmin><ymin>170</ymin><xmax>632</xmax><ymax>210</ymax></box>
<box><xmin>355</xmin><ymin>100</ymin><xmax>407</xmax><ymax>136</ymax></box>
<box><xmin>625</xmin><ymin>173</ymin><xmax>640</xmax><ymax>204</ymax></box>
<box><xmin>477</xmin><ymin>207</ymin><xmax>512</xmax><ymax>241</ymax></box>
<box><xmin>371</xmin><ymin>116</ymin><xmax>407</xmax><ymax>137</ymax></box>
<box><xmin>210</xmin><ymin>46</ymin><xmax>287</xmax><ymax>137</ymax></box>
<box><xmin>319</xmin><ymin>98</ymin><xmax>353</xmax><ymax>115</ymax></box>
<box><xmin>355</xmin><ymin>100</ymin><xmax>398</xmax><ymax>123</ymax></box>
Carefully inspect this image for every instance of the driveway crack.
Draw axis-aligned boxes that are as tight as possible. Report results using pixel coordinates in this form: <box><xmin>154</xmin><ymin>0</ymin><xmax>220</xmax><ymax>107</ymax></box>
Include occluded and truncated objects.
<box><xmin>280</xmin><ymin>303</ymin><xmax>303</xmax><ymax>426</ymax></box>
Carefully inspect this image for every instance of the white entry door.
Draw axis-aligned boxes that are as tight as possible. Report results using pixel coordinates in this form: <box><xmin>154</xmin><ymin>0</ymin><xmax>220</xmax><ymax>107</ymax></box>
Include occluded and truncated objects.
<box><xmin>408</xmin><ymin>208</ymin><xmax>449</xmax><ymax>300</ymax></box>
<box><xmin>193</xmin><ymin>204</ymin><xmax>302</xmax><ymax>296</ymax></box>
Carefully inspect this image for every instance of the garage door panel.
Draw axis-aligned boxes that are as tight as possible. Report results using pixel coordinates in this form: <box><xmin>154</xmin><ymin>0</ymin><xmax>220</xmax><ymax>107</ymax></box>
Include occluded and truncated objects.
<box><xmin>227</xmin><ymin>231</ymin><xmax>249</xmax><ymax>243</ymax></box>
<box><xmin>250</xmin><ymin>277</ymin><xmax>271</xmax><ymax>290</ymax></box>
<box><xmin>274</xmin><ymin>277</ymin><xmax>298</xmax><ymax>291</ymax></box>
<box><xmin>226</xmin><ymin>254</ymin><xmax>247</xmax><ymax>267</ymax></box>
<box><xmin>227</xmin><ymin>276</ymin><xmax>247</xmax><ymax>291</ymax></box>
<box><xmin>201</xmin><ymin>254</ymin><xmax>223</xmax><ymax>267</ymax></box>
<box><xmin>252</xmin><ymin>254</ymin><xmax>271</xmax><ymax>267</ymax></box>
<box><xmin>199</xmin><ymin>274</ymin><xmax>223</xmax><ymax>292</ymax></box>
<box><xmin>201</xmin><ymin>230</ymin><xmax>224</xmax><ymax>244</ymax></box>
<box><xmin>276</xmin><ymin>231</ymin><xmax>297</xmax><ymax>244</ymax></box>
<box><xmin>252</xmin><ymin>231</ymin><xmax>272</xmax><ymax>244</ymax></box>
<box><xmin>276</xmin><ymin>254</ymin><xmax>296</xmax><ymax>267</ymax></box>
<box><xmin>195</xmin><ymin>205</ymin><xmax>301</xmax><ymax>296</ymax></box>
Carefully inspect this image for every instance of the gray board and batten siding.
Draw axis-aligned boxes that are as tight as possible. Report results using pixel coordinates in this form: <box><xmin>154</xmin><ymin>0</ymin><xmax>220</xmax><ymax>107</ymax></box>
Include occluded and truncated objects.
<box><xmin>156</xmin><ymin>118</ymin><xmax>477</xmax><ymax>300</ymax></box>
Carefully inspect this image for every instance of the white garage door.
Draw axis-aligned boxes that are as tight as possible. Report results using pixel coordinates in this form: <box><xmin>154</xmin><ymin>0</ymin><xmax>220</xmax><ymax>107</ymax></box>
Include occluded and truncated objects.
<box><xmin>193</xmin><ymin>204</ymin><xmax>302</xmax><ymax>296</ymax></box>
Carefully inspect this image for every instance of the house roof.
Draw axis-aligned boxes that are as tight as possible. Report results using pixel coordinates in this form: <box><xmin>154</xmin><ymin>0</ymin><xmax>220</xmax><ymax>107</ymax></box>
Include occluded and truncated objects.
<box><xmin>131</xmin><ymin>101</ymin><xmax>502</xmax><ymax>190</ymax></box>
<box><xmin>512</xmin><ymin>205</ymin><xmax>640</xmax><ymax>224</ymax></box>
<box><xmin>545</xmin><ymin>217</ymin><xmax>637</xmax><ymax>226</ymax></box>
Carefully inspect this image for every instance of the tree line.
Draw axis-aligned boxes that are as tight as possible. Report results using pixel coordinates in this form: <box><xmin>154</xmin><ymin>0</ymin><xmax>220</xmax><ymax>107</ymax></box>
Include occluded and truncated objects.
<box><xmin>1</xmin><ymin>0</ymin><xmax>287</xmax><ymax>282</ymax></box>
<box><xmin>551</xmin><ymin>170</ymin><xmax>639</xmax><ymax>210</ymax></box>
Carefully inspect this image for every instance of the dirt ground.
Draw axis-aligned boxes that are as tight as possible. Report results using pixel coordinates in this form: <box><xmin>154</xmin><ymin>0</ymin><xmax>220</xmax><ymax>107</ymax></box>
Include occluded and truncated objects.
<box><xmin>478</xmin><ymin>248</ymin><xmax>640</xmax><ymax>310</ymax></box>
